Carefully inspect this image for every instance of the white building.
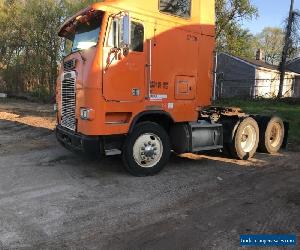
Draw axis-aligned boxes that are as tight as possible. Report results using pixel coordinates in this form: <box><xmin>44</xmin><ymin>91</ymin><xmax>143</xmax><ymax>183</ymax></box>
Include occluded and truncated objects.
<box><xmin>217</xmin><ymin>53</ymin><xmax>300</xmax><ymax>98</ymax></box>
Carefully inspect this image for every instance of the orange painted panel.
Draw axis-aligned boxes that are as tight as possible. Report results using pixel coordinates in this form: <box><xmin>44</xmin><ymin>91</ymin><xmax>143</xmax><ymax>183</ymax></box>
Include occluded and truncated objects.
<box><xmin>103</xmin><ymin>48</ymin><xmax>146</xmax><ymax>101</ymax></box>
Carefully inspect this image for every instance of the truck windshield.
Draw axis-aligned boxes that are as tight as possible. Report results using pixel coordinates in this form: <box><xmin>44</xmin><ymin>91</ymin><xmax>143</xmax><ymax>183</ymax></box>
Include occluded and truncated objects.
<box><xmin>64</xmin><ymin>12</ymin><xmax>102</xmax><ymax>54</ymax></box>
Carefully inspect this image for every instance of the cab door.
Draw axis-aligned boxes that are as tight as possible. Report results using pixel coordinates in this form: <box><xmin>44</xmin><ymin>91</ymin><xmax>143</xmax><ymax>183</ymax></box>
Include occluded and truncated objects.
<box><xmin>103</xmin><ymin>18</ymin><xmax>146</xmax><ymax>102</ymax></box>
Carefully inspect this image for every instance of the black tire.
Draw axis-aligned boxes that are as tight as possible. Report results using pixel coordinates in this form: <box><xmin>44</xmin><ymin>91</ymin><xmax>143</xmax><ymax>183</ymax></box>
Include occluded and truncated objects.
<box><xmin>230</xmin><ymin>117</ymin><xmax>259</xmax><ymax>160</ymax></box>
<box><xmin>258</xmin><ymin>117</ymin><xmax>285</xmax><ymax>154</ymax></box>
<box><xmin>122</xmin><ymin>122</ymin><xmax>171</xmax><ymax>177</ymax></box>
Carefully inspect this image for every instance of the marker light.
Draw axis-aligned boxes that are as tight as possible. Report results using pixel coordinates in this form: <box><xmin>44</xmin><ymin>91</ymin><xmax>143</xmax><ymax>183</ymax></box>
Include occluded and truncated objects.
<box><xmin>80</xmin><ymin>108</ymin><xmax>95</xmax><ymax>121</ymax></box>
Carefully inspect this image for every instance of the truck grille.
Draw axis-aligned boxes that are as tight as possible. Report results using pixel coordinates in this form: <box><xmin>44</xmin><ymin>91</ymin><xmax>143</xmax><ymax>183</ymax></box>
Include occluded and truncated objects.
<box><xmin>61</xmin><ymin>71</ymin><xmax>76</xmax><ymax>131</ymax></box>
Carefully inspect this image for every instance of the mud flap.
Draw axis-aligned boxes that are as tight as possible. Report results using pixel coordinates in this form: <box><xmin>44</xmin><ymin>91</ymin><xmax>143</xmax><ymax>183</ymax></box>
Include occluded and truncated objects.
<box><xmin>282</xmin><ymin>121</ymin><xmax>289</xmax><ymax>149</ymax></box>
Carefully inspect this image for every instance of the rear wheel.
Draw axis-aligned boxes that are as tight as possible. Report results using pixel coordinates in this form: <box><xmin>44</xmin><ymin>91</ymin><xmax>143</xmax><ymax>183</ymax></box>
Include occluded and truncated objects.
<box><xmin>259</xmin><ymin>117</ymin><xmax>284</xmax><ymax>154</ymax></box>
<box><xmin>230</xmin><ymin>117</ymin><xmax>259</xmax><ymax>160</ymax></box>
<box><xmin>122</xmin><ymin>122</ymin><xmax>171</xmax><ymax>176</ymax></box>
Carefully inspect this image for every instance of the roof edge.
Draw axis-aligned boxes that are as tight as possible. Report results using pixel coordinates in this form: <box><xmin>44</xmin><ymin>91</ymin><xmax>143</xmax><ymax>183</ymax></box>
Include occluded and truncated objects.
<box><xmin>218</xmin><ymin>52</ymin><xmax>256</xmax><ymax>69</ymax></box>
<box><xmin>218</xmin><ymin>52</ymin><xmax>300</xmax><ymax>75</ymax></box>
<box><xmin>287</xmin><ymin>57</ymin><xmax>300</xmax><ymax>65</ymax></box>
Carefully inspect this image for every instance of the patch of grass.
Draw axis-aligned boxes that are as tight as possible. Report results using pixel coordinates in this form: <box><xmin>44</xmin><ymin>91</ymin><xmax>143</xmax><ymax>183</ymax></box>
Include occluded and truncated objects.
<box><xmin>214</xmin><ymin>98</ymin><xmax>300</xmax><ymax>147</ymax></box>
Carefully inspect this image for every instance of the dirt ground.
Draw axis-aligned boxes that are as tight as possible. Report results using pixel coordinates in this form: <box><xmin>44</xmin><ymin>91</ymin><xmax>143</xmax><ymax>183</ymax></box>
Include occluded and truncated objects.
<box><xmin>0</xmin><ymin>99</ymin><xmax>299</xmax><ymax>250</ymax></box>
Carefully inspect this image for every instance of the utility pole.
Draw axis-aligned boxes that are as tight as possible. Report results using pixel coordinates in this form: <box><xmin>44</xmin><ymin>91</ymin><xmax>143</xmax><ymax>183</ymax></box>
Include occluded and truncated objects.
<box><xmin>278</xmin><ymin>0</ymin><xmax>294</xmax><ymax>98</ymax></box>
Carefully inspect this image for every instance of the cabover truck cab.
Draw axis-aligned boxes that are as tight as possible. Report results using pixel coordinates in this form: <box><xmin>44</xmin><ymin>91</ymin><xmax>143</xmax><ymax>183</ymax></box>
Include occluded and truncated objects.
<box><xmin>56</xmin><ymin>0</ymin><xmax>287</xmax><ymax>176</ymax></box>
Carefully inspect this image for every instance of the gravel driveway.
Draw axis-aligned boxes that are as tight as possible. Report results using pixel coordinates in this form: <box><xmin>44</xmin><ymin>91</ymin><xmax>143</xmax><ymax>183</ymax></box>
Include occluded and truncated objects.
<box><xmin>0</xmin><ymin>99</ymin><xmax>299</xmax><ymax>249</ymax></box>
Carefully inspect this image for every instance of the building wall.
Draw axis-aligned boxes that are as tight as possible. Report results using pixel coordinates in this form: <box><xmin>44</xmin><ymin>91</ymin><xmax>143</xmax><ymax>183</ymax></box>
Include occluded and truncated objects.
<box><xmin>294</xmin><ymin>76</ymin><xmax>300</xmax><ymax>97</ymax></box>
<box><xmin>255</xmin><ymin>70</ymin><xmax>295</xmax><ymax>98</ymax></box>
<box><xmin>287</xmin><ymin>59</ymin><xmax>300</xmax><ymax>74</ymax></box>
<box><xmin>217</xmin><ymin>53</ymin><xmax>256</xmax><ymax>98</ymax></box>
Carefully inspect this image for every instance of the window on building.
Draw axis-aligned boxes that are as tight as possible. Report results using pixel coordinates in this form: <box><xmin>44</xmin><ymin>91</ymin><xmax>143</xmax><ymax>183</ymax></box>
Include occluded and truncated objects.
<box><xmin>130</xmin><ymin>21</ymin><xmax>144</xmax><ymax>52</ymax></box>
<box><xmin>159</xmin><ymin>0</ymin><xmax>191</xmax><ymax>19</ymax></box>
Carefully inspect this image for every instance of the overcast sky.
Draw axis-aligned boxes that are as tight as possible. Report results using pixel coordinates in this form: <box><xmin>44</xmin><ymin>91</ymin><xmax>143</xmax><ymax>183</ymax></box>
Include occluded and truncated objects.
<box><xmin>243</xmin><ymin>0</ymin><xmax>300</xmax><ymax>34</ymax></box>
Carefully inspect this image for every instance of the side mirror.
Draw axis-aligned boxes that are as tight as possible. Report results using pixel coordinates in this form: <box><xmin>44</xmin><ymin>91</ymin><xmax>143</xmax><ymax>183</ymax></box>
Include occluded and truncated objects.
<box><xmin>119</xmin><ymin>14</ymin><xmax>131</xmax><ymax>49</ymax></box>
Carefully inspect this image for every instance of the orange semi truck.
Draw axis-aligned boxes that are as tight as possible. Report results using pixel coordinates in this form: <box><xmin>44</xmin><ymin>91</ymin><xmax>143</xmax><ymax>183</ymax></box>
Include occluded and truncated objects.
<box><xmin>56</xmin><ymin>0</ymin><xmax>288</xmax><ymax>176</ymax></box>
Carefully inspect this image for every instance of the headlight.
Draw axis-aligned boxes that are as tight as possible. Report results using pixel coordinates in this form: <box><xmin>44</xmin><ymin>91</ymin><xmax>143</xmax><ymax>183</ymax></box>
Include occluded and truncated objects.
<box><xmin>80</xmin><ymin>108</ymin><xmax>95</xmax><ymax>121</ymax></box>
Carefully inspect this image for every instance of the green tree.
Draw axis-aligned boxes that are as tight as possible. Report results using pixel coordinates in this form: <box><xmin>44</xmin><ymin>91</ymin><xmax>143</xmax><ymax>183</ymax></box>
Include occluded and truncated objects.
<box><xmin>278</xmin><ymin>0</ymin><xmax>300</xmax><ymax>98</ymax></box>
<box><xmin>218</xmin><ymin>25</ymin><xmax>257</xmax><ymax>58</ymax></box>
<box><xmin>216</xmin><ymin>0</ymin><xmax>258</xmax><ymax>57</ymax></box>
<box><xmin>0</xmin><ymin>0</ymin><xmax>99</xmax><ymax>100</ymax></box>
<box><xmin>255</xmin><ymin>27</ymin><xmax>284</xmax><ymax>65</ymax></box>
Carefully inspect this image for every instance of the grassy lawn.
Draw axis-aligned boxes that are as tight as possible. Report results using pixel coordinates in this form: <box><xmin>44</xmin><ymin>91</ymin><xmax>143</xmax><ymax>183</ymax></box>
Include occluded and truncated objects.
<box><xmin>214</xmin><ymin>99</ymin><xmax>300</xmax><ymax>148</ymax></box>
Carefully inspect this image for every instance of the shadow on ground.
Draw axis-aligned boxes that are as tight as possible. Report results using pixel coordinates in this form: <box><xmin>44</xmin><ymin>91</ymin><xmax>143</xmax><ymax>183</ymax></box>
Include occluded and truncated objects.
<box><xmin>0</xmin><ymin>119</ymin><xmax>299</xmax><ymax>250</ymax></box>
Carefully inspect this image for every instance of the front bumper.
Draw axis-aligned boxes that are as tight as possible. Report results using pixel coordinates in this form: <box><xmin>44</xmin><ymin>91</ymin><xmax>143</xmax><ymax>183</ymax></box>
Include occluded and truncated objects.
<box><xmin>56</xmin><ymin>125</ymin><xmax>101</xmax><ymax>155</ymax></box>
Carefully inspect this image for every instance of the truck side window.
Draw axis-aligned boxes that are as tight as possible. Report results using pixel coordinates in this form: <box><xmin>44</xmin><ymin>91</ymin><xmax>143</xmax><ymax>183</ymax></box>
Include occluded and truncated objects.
<box><xmin>130</xmin><ymin>22</ymin><xmax>144</xmax><ymax>52</ymax></box>
<box><xmin>159</xmin><ymin>0</ymin><xmax>191</xmax><ymax>19</ymax></box>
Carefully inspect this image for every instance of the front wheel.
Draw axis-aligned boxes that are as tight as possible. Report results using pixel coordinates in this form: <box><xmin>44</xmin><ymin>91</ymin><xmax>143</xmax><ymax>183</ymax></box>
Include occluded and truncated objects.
<box><xmin>122</xmin><ymin>122</ymin><xmax>171</xmax><ymax>177</ymax></box>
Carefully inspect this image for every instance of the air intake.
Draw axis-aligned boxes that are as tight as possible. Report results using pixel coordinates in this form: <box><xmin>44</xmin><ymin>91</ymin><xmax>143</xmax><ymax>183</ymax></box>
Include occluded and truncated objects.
<box><xmin>63</xmin><ymin>59</ymin><xmax>76</xmax><ymax>71</ymax></box>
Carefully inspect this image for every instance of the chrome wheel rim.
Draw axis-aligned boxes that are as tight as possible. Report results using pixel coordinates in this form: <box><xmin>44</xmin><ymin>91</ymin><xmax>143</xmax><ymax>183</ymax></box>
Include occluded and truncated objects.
<box><xmin>270</xmin><ymin>123</ymin><xmax>282</xmax><ymax>148</ymax></box>
<box><xmin>240</xmin><ymin>125</ymin><xmax>257</xmax><ymax>153</ymax></box>
<box><xmin>133</xmin><ymin>133</ymin><xmax>163</xmax><ymax>168</ymax></box>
